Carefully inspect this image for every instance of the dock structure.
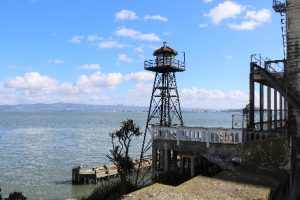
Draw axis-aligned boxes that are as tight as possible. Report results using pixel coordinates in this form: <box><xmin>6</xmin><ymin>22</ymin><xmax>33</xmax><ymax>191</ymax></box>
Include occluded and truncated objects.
<box><xmin>72</xmin><ymin>159</ymin><xmax>152</xmax><ymax>184</ymax></box>
<box><xmin>72</xmin><ymin>165</ymin><xmax>117</xmax><ymax>184</ymax></box>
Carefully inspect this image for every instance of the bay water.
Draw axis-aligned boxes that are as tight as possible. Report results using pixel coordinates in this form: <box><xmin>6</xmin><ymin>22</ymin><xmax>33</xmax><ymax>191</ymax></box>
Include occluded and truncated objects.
<box><xmin>0</xmin><ymin>111</ymin><xmax>235</xmax><ymax>200</ymax></box>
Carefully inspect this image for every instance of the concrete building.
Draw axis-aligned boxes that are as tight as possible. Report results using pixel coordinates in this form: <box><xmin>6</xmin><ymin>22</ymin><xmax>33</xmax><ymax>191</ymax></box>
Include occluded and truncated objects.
<box><xmin>286</xmin><ymin>0</ymin><xmax>300</xmax><ymax>198</ymax></box>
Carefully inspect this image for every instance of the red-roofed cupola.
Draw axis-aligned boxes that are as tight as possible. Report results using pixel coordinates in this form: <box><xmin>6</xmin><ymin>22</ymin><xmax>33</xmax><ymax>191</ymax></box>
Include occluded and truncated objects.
<box><xmin>144</xmin><ymin>42</ymin><xmax>185</xmax><ymax>73</ymax></box>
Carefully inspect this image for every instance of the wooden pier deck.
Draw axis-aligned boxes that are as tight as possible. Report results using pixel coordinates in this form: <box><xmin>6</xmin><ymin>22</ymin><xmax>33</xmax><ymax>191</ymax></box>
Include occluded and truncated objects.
<box><xmin>72</xmin><ymin>158</ymin><xmax>152</xmax><ymax>184</ymax></box>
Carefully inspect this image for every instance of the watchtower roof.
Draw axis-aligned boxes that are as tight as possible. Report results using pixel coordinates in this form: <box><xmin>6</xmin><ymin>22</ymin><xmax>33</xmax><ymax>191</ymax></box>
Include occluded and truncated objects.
<box><xmin>153</xmin><ymin>42</ymin><xmax>178</xmax><ymax>56</ymax></box>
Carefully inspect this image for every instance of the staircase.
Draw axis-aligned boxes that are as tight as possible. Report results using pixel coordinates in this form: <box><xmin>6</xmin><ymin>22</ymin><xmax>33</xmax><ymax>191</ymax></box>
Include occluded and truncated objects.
<box><xmin>202</xmin><ymin>154</ymin><xmax>234</xmax><ymax>171</ymax></box>
<box><xmin>253</xmin><ymin>63</ymin><xmax>300</xmax><ymax>111</ymax></box>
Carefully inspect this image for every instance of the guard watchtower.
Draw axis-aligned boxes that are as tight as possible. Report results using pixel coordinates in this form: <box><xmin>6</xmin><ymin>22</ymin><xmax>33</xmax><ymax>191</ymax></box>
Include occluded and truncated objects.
<box><xmin>136</xmin><ymin>42</ymin><xmax>185</xmax><ymax>184</ymax></box>
<box><xmin>144</xmin><ymin>42</ymin><xmax>185</xmax><ymax>127</ymax></box>
<box><xmin>136</xmin><ymin>42</ymin><xmax>186</xmax><ymax>184</ymax></box>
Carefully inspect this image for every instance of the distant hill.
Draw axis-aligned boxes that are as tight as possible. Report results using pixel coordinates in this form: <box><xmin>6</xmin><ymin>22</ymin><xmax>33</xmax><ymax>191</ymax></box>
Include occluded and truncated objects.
<box><xmin>0</xmin><ymin>103</ymin><xmax>243</xmax><ymax>112</ymax></box>
<box><xmin>0</xmin><ymin>103</ymin><xmax>147</xmax><ymax>112</ymax></box>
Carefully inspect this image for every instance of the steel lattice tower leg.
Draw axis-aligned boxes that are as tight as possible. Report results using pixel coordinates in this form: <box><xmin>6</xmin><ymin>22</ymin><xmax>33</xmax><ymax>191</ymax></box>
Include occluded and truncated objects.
<box><xmin>136</xmin><ymin>72</ymin><xmax>184</xmax><ymax>185</ymax></box>
<box><xmin>135</xmin><ymin>42</ymin><xmax>185</xmax><ymax>185</ymax></box>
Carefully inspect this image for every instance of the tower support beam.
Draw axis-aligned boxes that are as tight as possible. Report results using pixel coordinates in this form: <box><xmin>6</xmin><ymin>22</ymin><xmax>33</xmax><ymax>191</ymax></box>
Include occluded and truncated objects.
<box><xmin>136</xmin><ymin>42</ymin><xmax>185</xmax><ymax>185</ymax></box>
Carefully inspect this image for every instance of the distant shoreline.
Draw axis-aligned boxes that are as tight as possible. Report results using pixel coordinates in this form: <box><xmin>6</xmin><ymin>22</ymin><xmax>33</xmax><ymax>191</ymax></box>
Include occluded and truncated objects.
<box><xmin>0</xmin><ymin>103</ymin><xmax>242</xmax><ymax>113</ymax></box>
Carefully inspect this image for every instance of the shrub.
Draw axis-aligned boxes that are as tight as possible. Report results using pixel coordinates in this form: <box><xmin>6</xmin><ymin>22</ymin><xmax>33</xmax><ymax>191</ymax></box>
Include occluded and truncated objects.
<box><xmin>106</xmin><ymin>119</ymin><xmax>142</xmax><ymax>194</ymax></box>
<box><xmin>0</xmin><ymin>188</ymin><xmax>27</xmax><ymax>200</ymax></box>
<box><xmin>82</xmin><ymin>179</ymin><xmax>137</xmax><ymax>200</ymax></box>
<box><xmin>6</xmin><ymin>192</ymin><xmax>27</xmax><ymax>200</ymax></box>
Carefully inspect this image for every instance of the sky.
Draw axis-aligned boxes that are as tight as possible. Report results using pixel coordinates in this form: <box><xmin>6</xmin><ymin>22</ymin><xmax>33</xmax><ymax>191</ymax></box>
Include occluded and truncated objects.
<box><xmin>0</xmin><ymin>0</ymin><xmax>285</xmax><ymax>109</ymax></box>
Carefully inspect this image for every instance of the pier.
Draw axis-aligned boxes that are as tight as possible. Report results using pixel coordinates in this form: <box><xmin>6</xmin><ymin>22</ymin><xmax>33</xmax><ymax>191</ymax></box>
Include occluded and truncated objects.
<box><xmin>72</xmin><ymin>159</ymin><xmax>152</xmax><ymax>184</ymax></box>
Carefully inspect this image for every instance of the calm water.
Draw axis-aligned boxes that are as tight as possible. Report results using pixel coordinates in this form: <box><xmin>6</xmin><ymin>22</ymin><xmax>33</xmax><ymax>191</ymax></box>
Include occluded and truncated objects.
<box><xmin>0</xmin><ymin>111</ymin><xmax>235</xmax><ymax>200</ymax></box>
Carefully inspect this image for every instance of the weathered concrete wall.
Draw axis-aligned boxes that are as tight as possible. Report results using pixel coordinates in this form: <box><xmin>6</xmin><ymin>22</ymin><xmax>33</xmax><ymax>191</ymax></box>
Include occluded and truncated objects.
<box><xmin>153</xmin><ymin>139</ymin><xmax>241</xmax><ymax>158</ymax></box>
<box><xmin>241</xmin><ymin>137</ymin><xmax>289</xmax><ymax>170</ymax></box>
<box><xmin>286</xmin><ymin>0</ymin><xmax>300</xmax><ymax>198</ymax></box>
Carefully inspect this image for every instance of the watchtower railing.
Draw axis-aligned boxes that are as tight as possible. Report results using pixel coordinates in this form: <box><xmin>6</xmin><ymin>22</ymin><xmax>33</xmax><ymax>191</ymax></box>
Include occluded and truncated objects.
<box><xmin>151</xmin><ymin>125</ymin><xmax>243</xmax><ymax>144</ymax></box>
<box><xmin>144</xmin><ymin>57</ymin><xmax>185</xmax><ymax>71</ymax></box>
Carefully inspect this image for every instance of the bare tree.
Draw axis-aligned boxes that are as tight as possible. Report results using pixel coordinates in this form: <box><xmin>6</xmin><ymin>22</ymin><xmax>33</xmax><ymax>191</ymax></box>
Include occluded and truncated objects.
<box><xmin>106</xmin><ymin>119</ymin><xmax>142</xmax><ymax>194</ymax></box>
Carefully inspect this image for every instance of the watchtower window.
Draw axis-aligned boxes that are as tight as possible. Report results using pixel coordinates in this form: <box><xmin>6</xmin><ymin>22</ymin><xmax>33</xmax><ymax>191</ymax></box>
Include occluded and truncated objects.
<box><xmin>156</xmin><ymin>54</ymin><xmax>173</xmax><ymax>67</ymax></box>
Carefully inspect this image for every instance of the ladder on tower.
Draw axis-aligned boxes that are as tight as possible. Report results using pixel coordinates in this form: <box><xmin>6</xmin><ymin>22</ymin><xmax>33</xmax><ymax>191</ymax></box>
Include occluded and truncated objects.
<box><xmin>273</xmin><ymin>0</ymin><xmax>287</xmax><ymax>59</ymax></box>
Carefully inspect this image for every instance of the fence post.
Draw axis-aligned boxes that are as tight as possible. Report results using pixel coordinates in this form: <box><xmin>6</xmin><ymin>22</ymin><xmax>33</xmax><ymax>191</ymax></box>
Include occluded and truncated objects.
<box><xmin>206</xmin><ymin>130</ymin><xmax>210</xmax><ymax>148</ymax></box>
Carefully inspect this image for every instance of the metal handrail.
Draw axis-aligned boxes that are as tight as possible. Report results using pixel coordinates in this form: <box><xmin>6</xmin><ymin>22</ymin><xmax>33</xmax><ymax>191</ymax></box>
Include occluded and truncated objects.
<box><xmin>144</xmin><ymin>57</ymin><xmax>185</xmax><ymax>70</ymax></box>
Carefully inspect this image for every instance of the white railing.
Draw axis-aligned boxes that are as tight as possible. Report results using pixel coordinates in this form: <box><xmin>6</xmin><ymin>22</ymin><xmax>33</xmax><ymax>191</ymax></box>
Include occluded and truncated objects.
<box><xmin>151</xmin><ymin>125</ymin><xmax>243</xmax><ymax>145</ymax></box>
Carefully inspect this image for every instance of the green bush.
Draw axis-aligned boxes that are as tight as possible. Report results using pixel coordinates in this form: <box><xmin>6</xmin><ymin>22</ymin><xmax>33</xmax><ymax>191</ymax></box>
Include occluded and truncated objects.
<box><xmin>82</xmin><ymin>179</ymin><xmax>137</xmax><ymax>200</ymax></box>
<box><xmin>0</xmin><ymin>188</ymin><xmax>27</xmax><ymax>200</ymax></box>
<box><xmin>5</xmin><ymin>192</ymin><xmax>27</xmax><ymax>200</ymax></box>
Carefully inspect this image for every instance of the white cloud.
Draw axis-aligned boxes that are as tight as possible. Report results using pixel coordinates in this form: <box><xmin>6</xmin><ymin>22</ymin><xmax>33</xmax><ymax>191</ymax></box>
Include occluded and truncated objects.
<box><xmin>144</xmin><ymin>15</ymin><xmax>168</xmax><ymax>22</ymax></box>
<box><xmin>225</xmin><ymin>54</ymin><xmax>233</xmax><ymax>60</ymax></box>
<box><xmin>228</xmin><ymin>90</ymin><xmax>248</xmax><ymax>100</ymax></box>
<box><xmin>79</xmin><ymin>64</ymin><xmax>100</xmax><ymax>71</ymax></box>
<box><xmin>98</xmin><ymin>40</ymin><xmax>125</xmax><ymax>49</ymax></box>
<box><xmin>180</xmin><ymin>87</ymin><xmax>248</xmax><ymax>109</ymax></box>
<box><xmin>115</xmin><ymin>9</ymin><xmax>138</xmax><ymax>20</ymax></box>
<box><xmin>6</xmin><ymin>72</ymin><xmax>58</xmax><ymax>92</ymax></box>
<box><xmin>48</xmin><ymin>59</ymin><xmax>65</xmax><ymax>64</ymax></box>
<box><xmin>76</xmin><ymin>71</ymin><xmax>123</xmax><ymax>88</ymax></box>
<box><xmin>124</xmin><ymin>82</ymin><xmax>153</xmax><ymax>105</ymax></box>
<box><xmin>205</xmin><ymin>0</ymin><xmax>245</xmax><ymax>24</ymax></box>
<box><xmin>229</xmin><ymin>9</ymin><xmax>271</xmax><ymax>30</ymax></box>
<box><xmin>118</xmin><ymin>54</ymin><xmax>133</xmax><ymax>63</ymax></box>
<box><xmin>124</xmin><ymin>71</ymin><xmax>154</xmax><ymax>83</ymax></box>
<box><xmin>89</xmin><ymin>94</ymin><xmax>115</xmax><ymax>104</ymax></box>
<box><xmin>204</xmin><ymin>0</ymin><xmax>213</xmax><ymax>3</ymax></box>
<box><xmin>134</xmin><ymin>46</ymin><xmax>144</xmax><ymax>53</ymax></box>
<box><xmin>68</xmin><ymin>35</ymin><xmax>84</xmax><ymax>44</ymax></box>
<box><xmin>138</xmin><ymin>54</ymin><xmax>145</xmax><ymax>62</ymax></box>
<box><xmin>229</xmin><ymin>21</ymin><xmax>257</xmax><ymax>30</ymax></box>
<box><xmin>115</xmin><ymin>28</ymin><xmax>161</xmax><ymax>42</ymax></box>
<box><xmin>0</xmin><ymin>72</ymin><xmax>248</xmax><ymax>109</ymax></box>
<box><xmin>87</xmin><ymin>34</ymin><xmax>103</xmax><ymax>42</ymax></box>
<box><xmin>245</xmin><ymin>9</ymin><xmax>271</xmax><ymax>23</ymax></box>
<box><xmin>182</xmin><ymin>88</ymin><xmax>226</xmax><ymax>100</ymax></box>
<box><xmin>199</xmin><ymin>23</ymin><xmax>208</xmax><ymax>28</ymax></box>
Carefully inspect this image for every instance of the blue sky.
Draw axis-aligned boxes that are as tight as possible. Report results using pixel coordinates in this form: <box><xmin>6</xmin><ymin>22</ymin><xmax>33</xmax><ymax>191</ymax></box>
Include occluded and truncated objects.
<box><xmin>0</xmin><ymin>0</ymin><xmax>284</xmax><ymax>108</ymax></box>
